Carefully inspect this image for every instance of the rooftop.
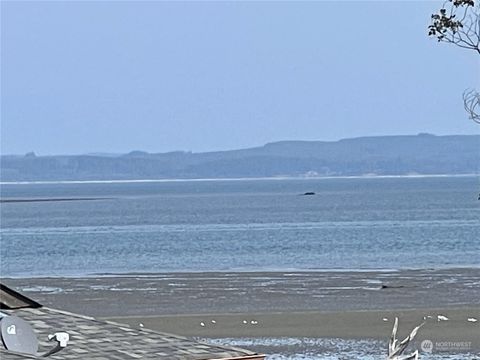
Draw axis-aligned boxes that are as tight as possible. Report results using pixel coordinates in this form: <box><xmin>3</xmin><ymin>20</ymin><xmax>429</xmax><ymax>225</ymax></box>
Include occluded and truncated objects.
<box><xmin>0</xmin><ymin>284</ymin><xmax>264</xmax><ymax>360</ymax></box>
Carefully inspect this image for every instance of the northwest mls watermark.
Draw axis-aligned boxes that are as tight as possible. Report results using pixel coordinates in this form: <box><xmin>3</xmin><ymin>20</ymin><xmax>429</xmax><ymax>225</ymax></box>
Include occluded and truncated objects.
<box><xmin>421</xmin><ymin>339</ymin><xmax>472</xmax><ymax>353</ymax></box>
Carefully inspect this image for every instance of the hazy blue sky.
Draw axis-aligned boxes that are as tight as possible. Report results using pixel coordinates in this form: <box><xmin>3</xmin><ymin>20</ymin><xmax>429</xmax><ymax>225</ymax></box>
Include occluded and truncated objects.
<box><xmin>2</xmin><ymin>1</ymin><xmax>479</xmax><ymax>155</ymax></box>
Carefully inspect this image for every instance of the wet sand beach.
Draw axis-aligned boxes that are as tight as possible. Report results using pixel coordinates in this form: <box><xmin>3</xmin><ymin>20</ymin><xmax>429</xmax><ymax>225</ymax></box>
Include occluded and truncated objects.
<box><xmin>3</xmin><ymin>268</ymin><xmax>479</xmax><ymax>353</ymax></box>
<box><xmin>107</xmin><ymin>308</ymin><xmax>480</xmax><ymax>345</ymax></box>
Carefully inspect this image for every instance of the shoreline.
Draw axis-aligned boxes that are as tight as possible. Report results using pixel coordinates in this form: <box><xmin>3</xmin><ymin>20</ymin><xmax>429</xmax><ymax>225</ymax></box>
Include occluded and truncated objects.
<box><xmin>1</xmin><ymin>173</ymin><xmax>476</xmax><ymax>185</ymax></box>
<box><xmin>5</xmin><ymin>266</ymin><xmax>480</xmax><ymax>279</ymax></box>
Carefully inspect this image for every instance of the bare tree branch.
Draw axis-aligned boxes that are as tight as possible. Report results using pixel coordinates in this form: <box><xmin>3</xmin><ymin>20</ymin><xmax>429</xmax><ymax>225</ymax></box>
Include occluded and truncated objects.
<box><xmin>429</xmin><ymin>1</ymin><xmax>480</xmax><ymax>124</ymax></box>
<box><xmin>428</xmin><ymin>0</ymin><xmax>480</xmax><ymax>54</ymax></box>
<box><xmin>463</xmin><ymin>89</ymin><xmax>480</xmax><ymax>123</ymax></box>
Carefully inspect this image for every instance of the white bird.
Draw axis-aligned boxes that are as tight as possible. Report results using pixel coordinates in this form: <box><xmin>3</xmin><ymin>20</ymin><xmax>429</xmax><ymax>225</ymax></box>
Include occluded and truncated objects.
<box><xmin>139</xmin><ymin>323</ymin><xmax>144</xmax><ymax>328</ymax></box>
<box><xmin>437</xmin><ymin>315</ymin><xmax>449</xmax><ymax>321</ymax></box>
<box><xmin>383</xmin><ymin>318</ymin><xmax>389</xmax><ymax>322</ymax></box>
<box><xmin>251</xmin><ymin>320</ymin><xmax>258</xmax><ymax>325</ymax></box>
<box><xmin>242</xmin><ymin>320</ymin><xmax>248</xmax><ymax>324</ymax></box>
<box><xmin>211</xmin><ymin>320</ymin><xmax>216</xmax><ymax>324</ymax></box>
<box><xmin>200</xmin><ymin>322</ymin><xmax>205</xmax><ymax>327</ymax></box>
<box><xmin>467</xmin><ymin>317</ymin><xmax>478</xmax><ymax>322</ymax></box>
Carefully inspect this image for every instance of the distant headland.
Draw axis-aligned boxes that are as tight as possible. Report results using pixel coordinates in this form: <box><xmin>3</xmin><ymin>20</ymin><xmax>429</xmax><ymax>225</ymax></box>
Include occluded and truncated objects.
<box><xmin>1</xmin><ymin>134</ymin><xmax>478</xmax><ymax>182</ymax></box>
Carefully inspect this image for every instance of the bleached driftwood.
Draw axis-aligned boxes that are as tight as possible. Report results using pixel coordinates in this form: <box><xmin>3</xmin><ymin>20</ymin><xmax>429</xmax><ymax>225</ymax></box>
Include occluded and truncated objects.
<box><xmin>387</xmin><ymin>317</ymin><xmax>424</xmax><ymax>360</ymax></box>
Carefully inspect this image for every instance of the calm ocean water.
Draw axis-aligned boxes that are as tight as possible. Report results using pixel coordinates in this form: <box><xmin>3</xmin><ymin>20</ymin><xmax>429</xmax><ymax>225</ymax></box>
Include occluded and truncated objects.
<box><xmin>1</xmin><ymin>177</ymin><xmax>479</xmax><ymax>277</ymax></box>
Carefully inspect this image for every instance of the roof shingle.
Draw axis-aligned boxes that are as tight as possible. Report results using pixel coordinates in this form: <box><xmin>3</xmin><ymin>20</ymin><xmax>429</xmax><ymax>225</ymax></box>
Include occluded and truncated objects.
<box><xmin>0</xmin><ymin>303</ymin><xmax>263</xmax><ymax>360</ymax></box>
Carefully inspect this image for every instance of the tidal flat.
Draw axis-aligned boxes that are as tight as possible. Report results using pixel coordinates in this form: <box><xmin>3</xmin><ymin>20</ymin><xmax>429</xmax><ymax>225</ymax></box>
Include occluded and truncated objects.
<box><xmin>4</xmin><ymin>268</ymin><xmax>479</xmax><ymax>358</ymax></box>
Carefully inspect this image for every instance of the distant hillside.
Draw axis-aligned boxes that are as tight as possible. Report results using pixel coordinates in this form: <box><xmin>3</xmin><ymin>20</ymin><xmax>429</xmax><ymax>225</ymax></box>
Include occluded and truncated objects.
<box><xmin>1</xmin><ymin>134</ymin><xmax>479</xmax><ymax>181</ymax></box>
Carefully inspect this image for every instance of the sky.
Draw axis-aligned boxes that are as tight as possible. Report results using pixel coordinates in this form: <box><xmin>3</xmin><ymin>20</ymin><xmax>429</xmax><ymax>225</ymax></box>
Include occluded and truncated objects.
<box><xmin>1</xmin><ymin>1</ymin><xmax>479</xmax><ymax>155</ymax></box>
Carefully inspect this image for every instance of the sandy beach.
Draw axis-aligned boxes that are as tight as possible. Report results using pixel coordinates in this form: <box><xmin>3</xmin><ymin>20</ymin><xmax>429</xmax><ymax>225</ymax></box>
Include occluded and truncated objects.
<box><xmin>3</xmin><ymin>268</ymin><xmax>479</xmax><ymax>356</ymax></box>
<box><xmin>106</xmin><ymin>308</ymin><xmax>480</xmax><ymax>344</ymax></box>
